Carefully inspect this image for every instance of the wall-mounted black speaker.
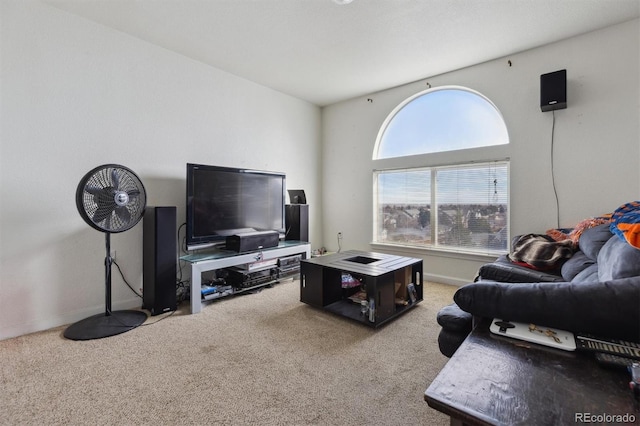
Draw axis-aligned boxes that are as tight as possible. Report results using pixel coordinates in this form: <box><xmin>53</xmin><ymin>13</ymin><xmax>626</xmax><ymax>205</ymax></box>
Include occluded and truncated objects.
<box><xmin>143</xmin><ymin>206</ymin><xmax>177</xmax><ymax>316</ymax></box>
<box><xmin>540</xmin><ymin>69</ymin><xmax>567</xmax><ymax>112</ymax></box>
<box><xmin>285</xmin><ymin>204</ymin><xmax>309</xmax><ymax>242</ymax></box>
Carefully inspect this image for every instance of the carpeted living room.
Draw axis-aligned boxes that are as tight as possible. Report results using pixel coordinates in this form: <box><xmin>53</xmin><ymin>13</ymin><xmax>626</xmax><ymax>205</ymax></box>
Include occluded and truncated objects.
<box><xmin>1</xmin><ymin>277</ymin><xmax>459</xmax><ymax>424</ymax></box>
<box><xmin>2</xmin><ymin>1</ymin><xmax>639</xmax><ymax>425</ymax></box>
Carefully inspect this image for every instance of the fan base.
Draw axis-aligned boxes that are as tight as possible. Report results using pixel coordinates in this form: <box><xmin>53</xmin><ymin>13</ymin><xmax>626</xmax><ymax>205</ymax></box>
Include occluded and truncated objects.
<box><xmin>63</xmin><ymin>310</ymin><xmax>147</xmax><ymax>341</ymax></box>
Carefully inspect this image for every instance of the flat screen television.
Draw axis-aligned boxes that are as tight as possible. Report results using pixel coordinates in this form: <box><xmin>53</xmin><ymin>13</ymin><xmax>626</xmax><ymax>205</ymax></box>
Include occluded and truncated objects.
<box><xmin>186</xmin><ymin>163</ymin><xmax>286</xmax><ymax>251</ymax></box>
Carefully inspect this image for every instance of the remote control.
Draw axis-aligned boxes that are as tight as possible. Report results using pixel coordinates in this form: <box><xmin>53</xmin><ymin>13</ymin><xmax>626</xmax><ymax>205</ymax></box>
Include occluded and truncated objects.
<box><xmin>575</xmin><ymin>334</ymin><xmax>640</xmax><ymax>359</ymax></box>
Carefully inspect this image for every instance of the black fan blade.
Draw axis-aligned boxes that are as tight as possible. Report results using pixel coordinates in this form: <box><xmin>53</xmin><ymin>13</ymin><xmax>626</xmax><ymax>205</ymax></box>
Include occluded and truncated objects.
<box><xmin>85</xmin><ymin>185</ymin><xmax>104</xmax><ymax>195</ymax></box>
<box><xmin>115</xmin><ymin>206</ymin><xmax>131</xmax><ymax>224</ymax></box>
<box><xmin>90</xmin><ymin>188</ymin><xmax>117</xmax><ymax>210</ymax></box>
<box><xmin>111</xmin><ymin>168</ymin><xmax>120</xmax><ymax>190</ymax></box>
<box><xmin>103</xmin><ymin>213</ymin><xmax>112</xmax><ymax>230</ymax></box>
<box><xmin>93</xmin><ymin>205</ymin><xmax>114</xmax><ymax>225</ymax></box>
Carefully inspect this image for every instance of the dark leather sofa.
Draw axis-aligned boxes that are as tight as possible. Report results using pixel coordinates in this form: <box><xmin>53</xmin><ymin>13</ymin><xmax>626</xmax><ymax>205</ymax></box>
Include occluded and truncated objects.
<box><xmin>437</xmin><ymin>223</ymin><xmax>640</xmax><ymax>357</ymax></box>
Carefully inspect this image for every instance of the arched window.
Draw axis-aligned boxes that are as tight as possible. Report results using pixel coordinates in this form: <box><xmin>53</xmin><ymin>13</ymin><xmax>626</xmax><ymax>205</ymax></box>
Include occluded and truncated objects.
<box><xmin>374</xmin><ymin>87</ymin><xmax>508</xmax><ymax>159</ymax></box>
<box><xmin>373</xmin><ymin>86</ymin><xmax>510</xmax><ymax>255</ymax></box>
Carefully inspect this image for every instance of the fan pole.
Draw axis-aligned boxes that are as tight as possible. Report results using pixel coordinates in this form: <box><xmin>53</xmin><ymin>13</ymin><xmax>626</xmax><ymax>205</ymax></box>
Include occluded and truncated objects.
<box><xmin>63</xmin><ymin>230</ymin><xmax>147</xmax><ymax>340</ymax></box>
<box><xmin>105</xmin><ymin>232</ymin><xmax>112</xmax><ymax>316</ymax></box>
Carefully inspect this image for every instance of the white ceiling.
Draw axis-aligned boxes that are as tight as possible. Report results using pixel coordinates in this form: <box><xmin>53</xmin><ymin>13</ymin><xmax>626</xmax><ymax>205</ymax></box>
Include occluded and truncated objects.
<box><xmin>45</xmin><ymin>0</ymin><xmax>640</xmax><ymax>106</ymax></box>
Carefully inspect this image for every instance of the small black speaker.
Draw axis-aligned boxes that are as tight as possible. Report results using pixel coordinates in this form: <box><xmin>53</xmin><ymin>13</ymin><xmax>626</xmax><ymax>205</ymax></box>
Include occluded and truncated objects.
<box><xmin>285</xmin><ymin>204</ymin><xmax>309</xmax><ymax>242</ymax></box>
<box><xmin>143</xmin><ymin>206</ymin><xmax>177</xmax><ymax>316</ymax></box>
<box><xmin>540</xmin><ymin>69</ymin><xmax>567</xmax><ymax>112</ymax></box>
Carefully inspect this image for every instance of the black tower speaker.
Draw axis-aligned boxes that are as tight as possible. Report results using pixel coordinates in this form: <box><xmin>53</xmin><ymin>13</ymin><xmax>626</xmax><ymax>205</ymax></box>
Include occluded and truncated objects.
<box><xmin>285</xmin><ymin>204</ymin><xmax>309</xmax><ymax>242</ymax></box>
<box><xmin>540</xmin><ymin>69</ymin><xmax>567</xmax><ymax>112</ymax></box>
<box><xmin>143</xmin><ymin>206</ymin><xmax>177</xmax><ymax>316</ymax></box>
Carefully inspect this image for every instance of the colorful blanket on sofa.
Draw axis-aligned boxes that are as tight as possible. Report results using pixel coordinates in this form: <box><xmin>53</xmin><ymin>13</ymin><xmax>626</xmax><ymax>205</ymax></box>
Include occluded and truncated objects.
<box><xmin>611</xmin><ymin>201</ymin><xmax>640</xmax><ymax>250</ymax></box>
<box><xmin>508</xmin><ymin>234</ymin><xmax>575</xmax><ymax>270</ymax></box>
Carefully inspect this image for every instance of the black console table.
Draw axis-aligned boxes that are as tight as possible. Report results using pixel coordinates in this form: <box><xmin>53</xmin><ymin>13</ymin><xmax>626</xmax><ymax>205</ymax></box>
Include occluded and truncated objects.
<box><xmin>299</xmin><ymin>250</ymin><xmax>423</xmax><ymax>327</ymax></box>
<box><xmin>425</xmin><ymin>318</ymin><xmax>639</xmax><ymax>425</ymax></box>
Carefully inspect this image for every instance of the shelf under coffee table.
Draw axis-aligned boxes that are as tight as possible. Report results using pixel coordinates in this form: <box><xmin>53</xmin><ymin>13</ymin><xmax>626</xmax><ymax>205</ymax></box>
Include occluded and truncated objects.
<box><xmin>299</xmin><ymin>250</ymin><xmax>423</xmax><ymax>327</ymax></box>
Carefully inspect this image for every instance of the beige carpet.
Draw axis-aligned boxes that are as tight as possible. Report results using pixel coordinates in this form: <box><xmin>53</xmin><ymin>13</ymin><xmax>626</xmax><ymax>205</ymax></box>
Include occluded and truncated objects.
<box><xmin>0</xmin><ymin>279</ymin><xmax>457</xmax><ymax>425</ymax></box>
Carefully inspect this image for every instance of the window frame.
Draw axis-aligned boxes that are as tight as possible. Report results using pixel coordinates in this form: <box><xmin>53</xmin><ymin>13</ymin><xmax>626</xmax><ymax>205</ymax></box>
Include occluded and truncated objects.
<box><xmin>373</xmin><ymin>160</ymin><xmax>510</xmax><ymax>256</ymax></box>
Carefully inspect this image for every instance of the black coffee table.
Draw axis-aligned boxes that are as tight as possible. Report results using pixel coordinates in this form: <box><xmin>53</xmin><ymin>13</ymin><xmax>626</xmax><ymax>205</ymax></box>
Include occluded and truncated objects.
<box><xmin>299</xmin><ymin>250</ymin><xmax>423</xmax><ymax>327</ymax></box>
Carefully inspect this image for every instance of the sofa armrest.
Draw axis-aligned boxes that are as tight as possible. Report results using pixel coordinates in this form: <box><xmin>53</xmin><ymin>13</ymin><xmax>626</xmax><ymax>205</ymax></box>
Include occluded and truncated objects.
<box><xmin>477</xmin><ymin>255</ymin><xmax>564</xmax><ymax>283</ymax></box>
<box><xmin>454</xmin><ymin>277</ymin><xmax>640</xmax><ymax>342</ymax></box>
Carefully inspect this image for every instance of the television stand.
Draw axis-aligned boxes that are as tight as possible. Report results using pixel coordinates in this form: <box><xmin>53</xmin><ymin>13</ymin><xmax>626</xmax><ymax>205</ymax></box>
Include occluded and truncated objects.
<box><xmin>180</xmin><ymin>240</ymin><xmax>311</xmax><ymax>314</ymax></box>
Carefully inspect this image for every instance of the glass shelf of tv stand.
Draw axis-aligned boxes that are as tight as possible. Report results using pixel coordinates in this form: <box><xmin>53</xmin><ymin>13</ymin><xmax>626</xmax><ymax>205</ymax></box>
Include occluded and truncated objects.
<box><xmin>180</xmin><ymin>240</ymin><xmax>308</xmax><ymax>263</ymax></box>
<box><xmin>181</xmin><ymin>240</ymin><xmax>311</xmax><ymax>314</ymax></box>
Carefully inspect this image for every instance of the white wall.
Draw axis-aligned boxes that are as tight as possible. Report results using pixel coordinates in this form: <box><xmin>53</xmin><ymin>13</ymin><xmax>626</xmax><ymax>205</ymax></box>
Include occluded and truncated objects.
<box><xmin>321</xmin><ymin>19</ymin><xmax>640</xmax><ymax>285</ymax></box>
<box><xmin>0</xmin><ymin>1</ymin><xmax>321</xmax><ymax>340</ymax></box>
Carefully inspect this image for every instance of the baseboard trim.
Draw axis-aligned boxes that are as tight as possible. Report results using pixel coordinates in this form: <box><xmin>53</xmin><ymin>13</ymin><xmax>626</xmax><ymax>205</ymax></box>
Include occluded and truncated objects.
<box><xmin>0</xmin><ymin>296</ymin><xmax>143</xmax><ymax>341</ymax></box>
<box><xmin>424</xmin><ymin>273</ymin><xmax>469</xmax><ymax>287</ymax></box>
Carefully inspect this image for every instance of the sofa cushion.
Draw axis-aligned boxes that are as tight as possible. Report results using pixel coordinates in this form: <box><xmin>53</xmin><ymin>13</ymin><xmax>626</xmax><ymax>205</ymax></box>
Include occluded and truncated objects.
<box><xmin>453</xmin><ymin>277</ymin><xmax>640</xmax><ymax>341</ymax></box>
<box><xmin>598</xmin><ymin>235</ymin><xmax>640</xmax><ymax>281</ymax></box>
<box><xmin>561</xmin><ymin>251</ymin><xmax>594</xmax><ymax>281</ymax></box>
<box><xmin>571</xmin><ymin>263</ymin><xmax>599</xmax><ymax>283</ymax></box>
<box><xmin>578</xmin><ymin>223</ymin><xmax>614</xmax><ymax>260</ymax></box>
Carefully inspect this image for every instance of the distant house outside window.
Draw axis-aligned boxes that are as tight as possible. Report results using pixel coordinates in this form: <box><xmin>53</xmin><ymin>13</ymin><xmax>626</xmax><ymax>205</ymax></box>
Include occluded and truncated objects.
<box><xmin>373</xmin><ymin>86</ymin><xmax>510</xmax><ymax>255</ymax></box>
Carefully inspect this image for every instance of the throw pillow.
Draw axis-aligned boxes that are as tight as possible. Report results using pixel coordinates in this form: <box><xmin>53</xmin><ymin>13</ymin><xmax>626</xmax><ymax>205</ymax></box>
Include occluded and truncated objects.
<box><xmin>560</xmin><ymin>251</ymin><xmax>594</xmax><ymax>281</ymax></box>
<box><xmin>577</xmin><ymin>223</ymin><xmax>614</xmax><ymax>260</ymax></box>
<box><xmin>569</xmin><ymin>217</ymin><xmax>611</xmax><ymax>244</ymax></box>
<box><xmin>597</xmin><ymin>235</ymin><xmax>640</xmax><ymax>281</ymax></box>
<box><xmin>571</xmin><ymin>263</ymin><xmax>599</xmax><ymax>283</ymax></box>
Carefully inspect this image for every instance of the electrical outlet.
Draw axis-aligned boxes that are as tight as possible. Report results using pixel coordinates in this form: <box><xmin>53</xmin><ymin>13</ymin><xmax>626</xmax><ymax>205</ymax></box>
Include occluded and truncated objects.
<box><xmin>110</xmin><ymin>250</ymin><xmax>116</xmax><ymax>261</ymax></box>
<box><xmin>338</xmin><ymin>232</ymin><xmax>343</xmax><ymax>239</ymax></box>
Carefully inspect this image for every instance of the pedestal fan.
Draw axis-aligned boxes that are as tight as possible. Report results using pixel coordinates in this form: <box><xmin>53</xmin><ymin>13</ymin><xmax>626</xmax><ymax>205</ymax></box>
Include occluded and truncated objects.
<box><xmin>64</xmin><ymin>164</ymin><xmax>148</xmax><ymax>340</ymax></box>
